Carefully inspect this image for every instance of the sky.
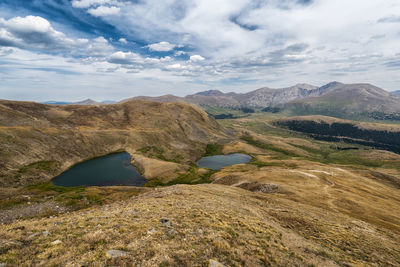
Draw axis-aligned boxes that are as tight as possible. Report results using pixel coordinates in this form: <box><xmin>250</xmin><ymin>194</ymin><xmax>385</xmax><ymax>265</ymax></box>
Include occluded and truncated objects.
<box><xmin>0</xmin><ymin>0</ymin><xmax>400</xmax><ymax>101</ymax></box>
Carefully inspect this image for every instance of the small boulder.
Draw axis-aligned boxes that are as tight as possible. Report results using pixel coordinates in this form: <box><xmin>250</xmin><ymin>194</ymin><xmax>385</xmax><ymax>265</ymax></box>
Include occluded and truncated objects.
<box><xmin>147</xmin><ymin>229</ymin><xmax>157</xmax><ymax>235</ymax></box>
<box><xmin>42</xmin><ymin>231</ymin><xmax>50</xmax><ymax>236</ymax></box>
<box><xmin>160</xmin><ymin>219</ymin><xmax>171</xmax><ymax>228</ymax></box>
<box><xmin>106</xmin><ymin>249</ymin><xmax>129</xmax><ymax>258</ymax></box>
<box><xmin>51</xmin><ymin>240</ymin><xmax>62</xmax><ymax>245</ymax></box>
<box><xmin>27</xmin><ymin>233</ymin><xmax>40</xmax><ymax>240</ymax></box>
<box><xmin>209</xmin><ymin>259</ymin><xmax>225</xmax><ymax>267</ymax></box>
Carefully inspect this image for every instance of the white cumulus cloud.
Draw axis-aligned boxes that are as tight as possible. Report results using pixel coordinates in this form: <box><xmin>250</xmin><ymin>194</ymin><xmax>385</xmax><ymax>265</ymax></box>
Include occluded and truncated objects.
<box><xmin>189</xmin><ymin>55</ymin><xmax>205</xmax><ymax>62</ymax></box>
<box><xmin>147</xmin><ymin>41</ymin><xmax>176</xmax><ymax>52</ymax></box>
<box><xmin>88</xmin><ymin>6</ymin><xmax>120</xmax><ymax>17</ymax></box>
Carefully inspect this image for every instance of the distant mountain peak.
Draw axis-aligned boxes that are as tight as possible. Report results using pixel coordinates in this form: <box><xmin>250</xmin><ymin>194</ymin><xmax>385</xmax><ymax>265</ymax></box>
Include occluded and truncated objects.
<box><xmin>294</xmin><ymin>83</ymin><xmax>318</xmax><ymax>89</ymax></box>
<box><xmin>195</xmin><ymin>90</ymin><xmax>225</xmax><ymax>96</ymax></box>
<box><xmin>324</xmin><ymin>81</ymin><xmax>344</xmax><ymax>87</ymax></box>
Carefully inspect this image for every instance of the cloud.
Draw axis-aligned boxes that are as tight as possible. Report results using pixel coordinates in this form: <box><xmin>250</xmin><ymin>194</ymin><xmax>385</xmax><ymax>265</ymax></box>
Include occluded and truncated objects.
<box><xmin>0</xmin><ymin>15</ymin><xmax>82</xmax><ymax>51</ymax></box>
<box><xmin>72</xmin><ymin>0</ymin><xmax>117</xmax><ymax>8</ymax></box>
<box><xmin>2</xmin><ymin>0</ymin><xmax>400</xmax><ymax>99</ymax></box>
<box><xmin>378</xmin><ymin>16</ymin><xmax>400</xmax><ymax>23</ymax></box>
<box><xmin>189</xmin><ymin>55</ymin><xmax>205</xmax><ymax>62</ymax></box>
<box><xmin>88</xmin><ymin>6</ymin><xmax>121</xmax><ymax>17</ymax></box>
<box><xmin>108</xmin><ymin>51</ymin><xmax>142</xmax><ymax>65</ymax></box>
<box><xmin>0</xmin><ymin>15</ymin><xmax>113</xmax><ymax>57</ymax></box>
<box><xmin>147</xmin><ymin>41</ymin><xmax>176</xmax><ymax>52</ymax></box>
<box><xmin>85</xmin><ymin>36</ymin><xmax>114</xmax><ymax>57</ymax></box>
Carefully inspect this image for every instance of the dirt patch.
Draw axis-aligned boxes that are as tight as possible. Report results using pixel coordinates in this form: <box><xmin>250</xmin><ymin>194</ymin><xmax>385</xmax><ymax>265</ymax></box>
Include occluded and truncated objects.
<box><xmin>0</xmin><ymin>201</ymin><xmax>68</xmax><ymax>224</ymax></box>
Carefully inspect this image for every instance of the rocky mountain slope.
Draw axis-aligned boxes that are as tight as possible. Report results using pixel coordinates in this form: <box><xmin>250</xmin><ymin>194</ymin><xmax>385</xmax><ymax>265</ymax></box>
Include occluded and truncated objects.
<box><xmin>282</xmin><ymin>82</ymin><xmax>400</xmax><ymax>120</ymax></box>
<box><xmin>0</xmin><ymin>100</ymin><xmax>229</xmax><ymax>187</ymax></box>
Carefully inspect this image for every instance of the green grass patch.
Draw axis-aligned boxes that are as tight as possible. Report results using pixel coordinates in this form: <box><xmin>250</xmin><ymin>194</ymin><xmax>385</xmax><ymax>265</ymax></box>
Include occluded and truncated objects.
<box><xmin>18</xmin><ymin>161</ymin><xmax>58</xmax><ymax>174</ymax></box>
<box><xmin>204</xmin><ymin>143</ymin><xmax>224</xmax><ymax>156</ymax></box>
<box><xmin>321</xmin><ymin>151</ymin><xmax>383</xmax><ymax>168</ymax></box>
<box><xmin>250</xmin><ymin>157</ymin><xmax>297</xmax><ymax>168</ymax></box>
<box><xmin>241</xmin><ymin>135</ymin><xmax>298</xmax><ymax>157</ymax></box>
<box><xmin>27</xmin><ymin>182</ymin><xmax>85</xmax><ymax>194</ymax></box>
<box><xmin>290</xmin><ymin>143</ymin><xmax>383</xmax><ymax>168</ymax></box>
<box><xmin>137</xmin><ymin>146</ymin><xmax>164</xmax><ymax>154</ymax></box>
<box><xmin>137</xmin><ymin>146</ymin><xmax>184</xmax><ymax>163</ymax></box>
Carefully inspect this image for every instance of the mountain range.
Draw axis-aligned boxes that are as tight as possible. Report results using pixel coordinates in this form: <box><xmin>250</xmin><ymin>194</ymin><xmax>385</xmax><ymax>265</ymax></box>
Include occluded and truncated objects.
<box><xmin>128</xmin><ymin>82</ymin><xmax>400</xmax><ymax>121</ymax></box>
<box><xmin>42</xmin><ymin>99</ymin><xmax>116</xmax><ymax>105</ymax></box>
<box><xmin>42</xmin><ymin>82</ymin><xmax>400</xmax><ymax>121</ymax></box>
<box><xmin>126</xmin><ymin>83</ymin><xmax>320</xmax><ymax>108</ymax></box>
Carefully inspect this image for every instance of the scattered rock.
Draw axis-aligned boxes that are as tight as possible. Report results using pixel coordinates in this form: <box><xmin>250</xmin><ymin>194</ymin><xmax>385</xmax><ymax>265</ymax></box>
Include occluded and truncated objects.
<box><xmin>209</xmin><ymin>259</ymin><xmax>225</xmax><ymax>267</ymax></box>
<box><xmin>0</xmin><ymin>262</ymin><xmax>7</xmax><ymax>267</ymax></box>
<box><xmin>168</xmin><ymin>229</ymin><xmax>175</xmax><ymax>234</ymax></box>
<box><xmin>160</xmin><ymin>218</ymin><xmax>171</xmax><ymax>227</ymax></box>
<box><xmin>237</xmin><ymin>182</ymin><xmax>278</xmax><ymax>193</ymax></box>
<box><xmin>106</xmin><ymin>249</ymin><xmax>129</xmax><ymax>258</ymax></box>
<box><xmin>27</xmin><ymin>233</ymin><xmax>40</xmax><ymax>240</ymax></box>
<box><xmin>51</xmin><ymin>240</ymin><xmax>62</xmax><ymax>245</ymax></box>
<box><xmin>147</xmin><ymin>229</ymin><xmax>157</xmax><ymax>235</ymax></box>
<box><xmin>42</xmin><ymin>230</ymin><xmax>50</xmax><ymax>236</ymax></box>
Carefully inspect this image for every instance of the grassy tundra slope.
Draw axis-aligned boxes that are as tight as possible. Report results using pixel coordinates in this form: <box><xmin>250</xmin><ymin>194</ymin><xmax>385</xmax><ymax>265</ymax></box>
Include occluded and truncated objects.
<box><xmin>0</xmin><ymin>100</ymin><xmax>229</xmax><ymax>187</ymax></box>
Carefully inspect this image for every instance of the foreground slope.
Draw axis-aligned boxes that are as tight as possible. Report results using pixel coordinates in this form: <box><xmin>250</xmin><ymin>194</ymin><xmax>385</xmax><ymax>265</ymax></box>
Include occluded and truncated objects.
<box><xmin>0</xmin><ymin>183</ymin><xmax>399</xmax><ymax>266</ymax></box>
<box><xmin>0</xmin><ymin>100</ymin><xmax>228</xmax><ymax>186</ymax></box>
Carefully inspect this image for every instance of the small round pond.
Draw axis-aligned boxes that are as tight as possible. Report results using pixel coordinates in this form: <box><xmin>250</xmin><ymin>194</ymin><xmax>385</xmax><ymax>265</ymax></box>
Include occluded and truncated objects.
<box><xmin>196</xmin><ymin>153</ymin><xmax>251</xmax><ymax>170</ymax></box>
<box><xmin>52</xmin><ymin>152</ymin><xmax>147</xmax><ymax>187</ymax></box>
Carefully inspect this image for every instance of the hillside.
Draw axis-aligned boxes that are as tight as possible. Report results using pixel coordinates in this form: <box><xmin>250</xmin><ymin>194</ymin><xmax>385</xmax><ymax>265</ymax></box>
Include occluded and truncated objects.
<box><xmin>1</xmin><ymin>182</ymin><xmax>399</xmax><ymax>266</ymax></box>
<box><xmin>275</xmin><ymin>115</ymin><xmax>400</xmax><ymax>153</ymax></box>
<box><xmin>0</xmin><ymin>100</ymin><xmax>229</xmax><ymax>187</ymax></box>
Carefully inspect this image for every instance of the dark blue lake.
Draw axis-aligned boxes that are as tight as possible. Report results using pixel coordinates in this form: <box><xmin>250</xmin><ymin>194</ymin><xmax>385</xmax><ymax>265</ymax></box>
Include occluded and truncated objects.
<box><xmin>196</xmin><ymin>153</ymin><xmax>251</xmax><ymax>170</ymax></box>
<box><xmin>52</xmin><ymin>152</ymin><xmax>147</xmax><ymax>187</ymax></box>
